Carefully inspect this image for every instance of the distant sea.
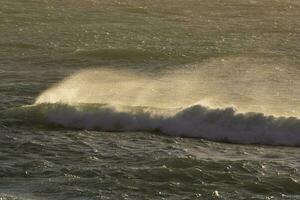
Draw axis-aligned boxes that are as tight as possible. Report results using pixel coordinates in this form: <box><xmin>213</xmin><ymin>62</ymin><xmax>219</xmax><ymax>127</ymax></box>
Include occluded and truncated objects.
<box><xmin>0</xmin><ymin>0</ymin><xmax>299</xmax><ymax>199</ymax></box>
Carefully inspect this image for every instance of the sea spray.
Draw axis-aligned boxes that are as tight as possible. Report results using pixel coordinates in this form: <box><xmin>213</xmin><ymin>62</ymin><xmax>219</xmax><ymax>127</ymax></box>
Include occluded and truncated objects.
<box><xmin>25</xmin><ymin>68</ymin><xmax>300</xmax><ymax>146</ymax></box>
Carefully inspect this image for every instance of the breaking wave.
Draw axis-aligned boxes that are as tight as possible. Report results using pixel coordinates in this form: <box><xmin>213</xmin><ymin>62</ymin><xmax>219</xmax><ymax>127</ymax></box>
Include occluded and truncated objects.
<box><xmin>6</xmin><ymin>103</ymin><xmax>300</xmax><ymax>146</ymax></box>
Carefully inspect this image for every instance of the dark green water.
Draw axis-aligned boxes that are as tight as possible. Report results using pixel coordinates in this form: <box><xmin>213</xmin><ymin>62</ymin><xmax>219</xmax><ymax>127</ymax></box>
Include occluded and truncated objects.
<box><xmin>1</xmin><ymin>0</ymin><xmax>300</xmax><ymax>199</ymax></box>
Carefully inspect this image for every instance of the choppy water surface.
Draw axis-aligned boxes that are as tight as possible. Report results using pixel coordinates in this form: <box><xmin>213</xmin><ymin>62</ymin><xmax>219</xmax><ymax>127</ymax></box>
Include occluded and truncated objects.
<box><xmin>0</xmin><ymin>0</ymin><xmax>300</xmax><ymax>199</ymax></box>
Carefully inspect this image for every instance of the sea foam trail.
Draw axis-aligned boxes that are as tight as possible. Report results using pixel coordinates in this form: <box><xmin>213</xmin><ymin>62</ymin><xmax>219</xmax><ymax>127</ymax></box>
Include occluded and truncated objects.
<box><xmin>14</xmin><ymin>103</ymin><xmax>300</xmax><ymax>146</ymax></box>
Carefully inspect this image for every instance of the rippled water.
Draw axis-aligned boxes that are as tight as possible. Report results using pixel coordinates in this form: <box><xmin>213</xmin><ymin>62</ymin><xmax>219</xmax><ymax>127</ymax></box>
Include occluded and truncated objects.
<box><xmin>1</xmin><ymin>0</ymin><xmax>300</xmax><ymax>199</ymax></box>
<box><xmin>1</xmin><ymin>126</ymin><xmax>300</xmax><ymax>200</ymax></box>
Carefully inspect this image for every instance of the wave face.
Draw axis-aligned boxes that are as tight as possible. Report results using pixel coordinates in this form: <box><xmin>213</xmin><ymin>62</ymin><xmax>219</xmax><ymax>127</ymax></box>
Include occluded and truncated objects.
<box><xmin>7</xmin><ymin>103</ymin><xmax>300</xmax><ymax>146</ymax></box>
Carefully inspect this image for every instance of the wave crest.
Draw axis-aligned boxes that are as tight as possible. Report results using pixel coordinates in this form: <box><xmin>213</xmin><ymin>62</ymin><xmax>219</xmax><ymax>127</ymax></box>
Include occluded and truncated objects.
<box><xmin>6</xmin><ymin>103</ymin><xmax>300</xmax><ymax>146</ymax></box>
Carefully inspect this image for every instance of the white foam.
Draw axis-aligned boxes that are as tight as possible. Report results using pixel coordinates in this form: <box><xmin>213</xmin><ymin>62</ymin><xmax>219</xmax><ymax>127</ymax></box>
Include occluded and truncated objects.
<box><xmin>38</xmin><ymin>103</ymin><xmax>300</xmax><ymax>146</ymax></box>
<box><xmin>32</xmin><ymin>67</ymin><xmax>300</xmax><ymax>146</ymax></box>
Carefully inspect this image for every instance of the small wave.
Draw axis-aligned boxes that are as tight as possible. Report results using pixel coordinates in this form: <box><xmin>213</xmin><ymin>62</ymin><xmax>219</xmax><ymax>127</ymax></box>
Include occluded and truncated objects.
<box><xmin>74</xmin><ymin>48</ymin><xmax>167</xmax><ymax>60</ymax></box>
<box><xmin>5</xmin><ymin>103</ymin><xmax>300</xmax><ymax>147</ymax></box>
<box><xmin>0</xmin><ymin>42</ymin><xmax>40</xmax><ymax>50</ymax></box>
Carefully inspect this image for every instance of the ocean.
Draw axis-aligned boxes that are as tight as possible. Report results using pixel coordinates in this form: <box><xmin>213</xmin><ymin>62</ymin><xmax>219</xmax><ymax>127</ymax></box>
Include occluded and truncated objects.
<box><xmin>0</xmin><ymin>0</ymin><xmax>300</xmax><ymax>199</ymax></box>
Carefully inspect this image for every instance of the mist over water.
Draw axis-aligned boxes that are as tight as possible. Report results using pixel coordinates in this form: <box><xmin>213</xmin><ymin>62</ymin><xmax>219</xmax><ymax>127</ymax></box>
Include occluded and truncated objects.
<box><xmin>28</xmin><ymin>65</ymin><xmax>300</xmax><ymax>146</ymax></box>
<box><xmin>36</xmin><ymin>56</ymin><xmax>300</xmax><ymax>117</ymax></box>
<box><xmin>35</xmin><ymin>68</ymin><xmax>209</xmax><ymax>109</ymax></box>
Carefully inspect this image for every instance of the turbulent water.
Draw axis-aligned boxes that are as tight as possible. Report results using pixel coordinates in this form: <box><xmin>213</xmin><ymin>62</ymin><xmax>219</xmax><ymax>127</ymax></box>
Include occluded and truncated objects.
<box><xmin>1</xmin><ymin>0</ymin><xmax>300</xmax><ymax>199</ymax></box>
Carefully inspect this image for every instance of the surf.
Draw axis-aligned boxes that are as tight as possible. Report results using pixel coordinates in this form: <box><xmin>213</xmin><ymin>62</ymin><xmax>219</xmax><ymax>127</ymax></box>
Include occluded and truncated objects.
<box><xmin>4</xmin><ymin>102</ymin><xmax>300</xmax><ymax>146</ymax></box>
<box><xmin>7</xmin><ymin>67</ymin><xmax>299</xmax><ymax>147</ymax></box>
